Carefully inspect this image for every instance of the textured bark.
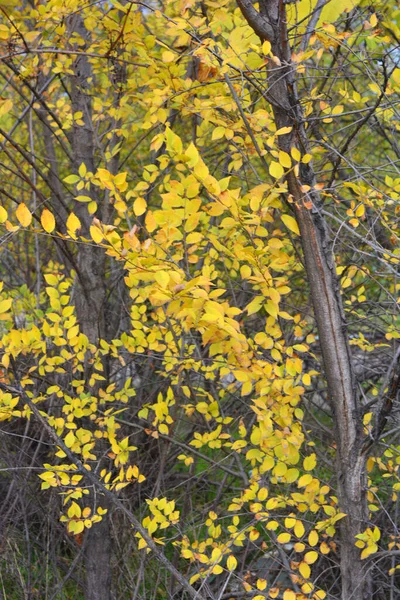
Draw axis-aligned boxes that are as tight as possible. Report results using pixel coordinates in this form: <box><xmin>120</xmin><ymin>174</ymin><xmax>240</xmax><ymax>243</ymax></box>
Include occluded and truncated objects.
<box><xmin>84</xmin><ymin>500</ymin><xmax>112</xmax><ymax>600</ymax></box>
<box><xmin>236</xmin><ymin>1</ymin><xmax>371</xmax><ymax>598</ymax></box>
<box><xmin>67</xmin><ymin>13</ymin><xmax>111</xmax><ymax>600</ymax></box>
<box><xmin>68</xmin><ymin>16</ymin><xmax>107</xmax><ymax>342</ymax></box>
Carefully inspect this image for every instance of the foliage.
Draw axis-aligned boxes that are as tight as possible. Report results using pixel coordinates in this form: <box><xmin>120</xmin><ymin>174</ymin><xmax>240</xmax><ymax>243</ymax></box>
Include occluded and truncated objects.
<box><xmin>0</xmin><ymin>0</ymin><xmax>399</xmax><ymax>598</ymax></box>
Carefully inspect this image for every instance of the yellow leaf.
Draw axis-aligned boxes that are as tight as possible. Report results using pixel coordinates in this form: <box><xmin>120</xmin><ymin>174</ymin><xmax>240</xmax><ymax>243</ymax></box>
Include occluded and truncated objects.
<box><xmin>355</xmin><ymin>204</ymin><xmax>365</xmax><ymax>217</ymax></box>
<box><xmin>134</xmin><ymin>197</ymin><xmax>147</xmax><ymax>216</ymax></box>
<box><xmin>246</xmin><ymin>296</ymin><xmax>263</xmax><ymax>315</ymax></box>
<box><xmin>369</xmin><ymin>83</ymin><xmax>381</xmax><ymax>95</ymax></box>
<box><xmin>282</xmin><ymin>214</ymin><xmax>300</xmax><ymax>235</ymax></box>
<box><xmin>304</xmin><ymin>550</ymin><xmax>318</xmax><ymax>564</ymax></box>
<box><xmin>66</xmin><ymin>213</ymin><xmax>81</xmax><ymax>236</ymax></box>
<box><xmin>258</xmin><ymin>487</ymin><xmax>268</xmax><ymax>501</ymax></box>
<box><xmin>262</xmin><ymin>456</ymin><xmax>275</xmax><ymax>472</ymax></box>
<box><xmin>0</xmin><ymin>298</ymin><xmax>12</xmax><ymax>313</ymax></box>
<box><xmin>212</xmin><ymin>564</ymin><xmax>223</xmax><ymax>574</ymax></box>
<box><xmin>64</xmin><ymin>174</ymin><xmax>80</xmax><ymax>184</ymax></box>
<box><xmin>41</xmin><ymin>209</ymin><xmax>55</xmax><ymax>233</ymax></box>
<box><xmin>241</xmin><ymin>265</ymin><xmax>252</xmax><ymax>278</ymax></box>
<box><xmin>276</xmin><ymin>127</ymin><xmax>292</xmax><ymax>136</ymax></box>
<box><xmin>75</xmin><ymin>195</ymin><xmax>92</xmax><ymax>203</ymax></box>
<box><xmin>212</xmin><ymin>126</ymin><xmax>225</xmax><ymax>141</ymax></box>
<box><xmin>16</xmin><ymin>203</ymin><xmax>32</xmax><ymax>227</ymax></box>
<box><xmin>0</xmin><ymin>206</ymin><xmax>7</xmax><ymax>223</ymax></box>
<box><xmin>283</xmin><ymin>590</ymin><xmax>296</xmax><ymax>600</ymax></box>
<box><xmin>285</xmin><ymin>517</ymin><xmax>296</xmax><ymax>528</ymax></box>
<box><xmin>186</xmin><ymin>232</ymin><xmax>202</xmax><ymax>244</ymax></box>
<box><xmin>68</xmin><ymin>502</ymin><xmax>81</xmax><ymax>519</ymax></box>
<box><xmin>266</xmin><ymin>519</ymin><xmax>279</xmax><ymax>529</ymax></box>
<box><xmin>114</xmin><ymin>172</ymin><xmax>127</xmax><ymax>190</ymax></box>
<box><xmin>269</xmin><ymin>161</ymin><xmax>284</xmax><ymax>179</ymax></box>
<box><xmin>226</xmin><ymin>555</ymin><xmax>237</xmax><ymax>571</ymax></box>
<box><xmin>257</xmin><ymin>578</ymin><xmax>267</xmax><ymax>590</ymax></box>
<box><xmin>262</xmin><ymin>40</ymin><xmax>271</xmax><ymax>54</ymax></box>
<box><xmin>0</xmin><ymin>98</ymin><xmax>12</xmax><ymax>117</ymax></box>
<box><xmin>165</xmin><ymin>127</ymin><xmax>183</xmax><ymax>155</ymax></box>
<box><xmin>68</xmin><ymin>520</ymin><xmax>84</xmax><ymax>535</ymax></box>
<box><xmin>291</xmin><ymin>147</ymin><xmax>301</xmax><ymax>162</ymax></box>
<box><xmin>90</xmin><ymin>225</ymin><xmax>103</xmax><ymax>243</ymax></box>
<box><xmin>372</xmin><ymin>527</ymin><xmax>381</xmax><ymax>542</ymax></box>
<box><xmin>308</xmin><ymin>530</ymin><xmax>319</xmax><ymax>547</ymax></box>
<box><xmin>370</xmin><ymin>13</ymin><xmax>377</xmax><ymax>27</ymax></box>
<box><xmin>277</xmin><ymin>532</ymin><xmax>291</xmax><ymax>544</ymax></box>
<box><xmin>143</xmin><ymin>211</ymin><xmax>156</xmax><ymax>233</ymax></box>
<box><xmin>265</xmin><ymin>301</ymin><xmax>278</xmax><ymax>319</ymax></box>
<box><xmin>294</xmin><ymin>520</ymin><xmax>305</xmax><ymax>538</ymax></box>
<box><xmin>285</xmin><ymin>468</ymin><xmax>299</xmax><ymax>483</ymax></box>
<box><xmin>299</xmin><ymin>561</ymin><xmax>311</xmax><ymax>578</ymax></box>
<box><xmin>298</xmin><ymin>474</ymin><xmax>313</xmax><ymax>487</ymax></box>
<box><xmin>185</xmin><ymin>143</ymin><xmax>199</xmax><ymax>167</ymax></box>
<box><xmin>64</xmin><ymin>431</ymin><xmax>75</xmax><ymax>448</ymax></box>
<box><xmin>96</xmin><ymin>169</ymin><xmax>113</xmax><ymax>188</ymax></box>
<box><xmin>279</xmin><ymin>151</ymin><xmax>292</xmax><ymax>169</ymax></box>
<box><xmin>275</xmin><ymin>462</ymin><xmax>287</xmax><ymax>477</ymax></box>
<box><xmin>361</xmin><ymin>544</ymin><xmax>377</xmax><ymax>559</ymax></box>
<box><xmin>155</xmin><ymin>270</ymin><xmax>170</xmax><ymax>288</ymax></box>
<box><xmin>162</xmin><ymin>50</ymin><xmax>175</xmax><ymax>63</ymax></box>
<box><xmin>303</xmin><ymin>453</ymin><xmax>316</xmax><ymax>471</ymax></box>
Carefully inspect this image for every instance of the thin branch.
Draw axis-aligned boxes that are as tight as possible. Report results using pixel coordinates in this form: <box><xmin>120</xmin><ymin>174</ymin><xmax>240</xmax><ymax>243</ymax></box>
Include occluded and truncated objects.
<box><xmin>1</xmin><ymin>381</ymin><xmax>208</xmax><ymax>600</ymax></box>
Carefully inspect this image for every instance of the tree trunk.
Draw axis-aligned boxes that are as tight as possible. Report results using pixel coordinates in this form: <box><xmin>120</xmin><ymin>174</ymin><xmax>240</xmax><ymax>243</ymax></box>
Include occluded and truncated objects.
<box><xmin>84</xmin><ymin>500</ymin><xmax>112</xmax><ymax>600</ymax></box>
<box><xmin>67</xmin><ymin>13</ymin><xmax>111</xmax><ymax>600</ymax></box>
<box><xmin>235</xmin><ymin>1</ymin><xmax>371</xmax><ymax>597</ymax></box>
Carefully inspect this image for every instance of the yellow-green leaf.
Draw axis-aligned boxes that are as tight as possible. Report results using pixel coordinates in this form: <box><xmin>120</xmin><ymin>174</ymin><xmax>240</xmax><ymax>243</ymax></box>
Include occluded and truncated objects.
<box><xmin>269</xmin><ymin>161</ymin><xmax>284</xmax><ymax>179</ymax></box>
<box><xmin>212</xmin><ymin>126</ymin><xmax>225</xmax><ymax>141</ymax></box>
<box><xmin>282</xmin><ymin>214</ymin><xmax>300</xmax><ymax>235</ymax></box>
<box><xmin>64</xmin><ymin>174</ymin><xmax>80</xmax><ymax>184</ymax></box>
<box><xmin>165</xmin><ymin>127</ymin><xmax>183</xmax><ymax>155</ymax></box>
<box><xmin>0</xmin><ymin>298</ymin><xmax>12</xmax><ymax>313</ymax></box>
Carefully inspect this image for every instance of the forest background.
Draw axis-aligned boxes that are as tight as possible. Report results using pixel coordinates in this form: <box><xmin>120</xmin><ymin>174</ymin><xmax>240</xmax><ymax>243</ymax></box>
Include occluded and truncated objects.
<box><xmin>0</xmin><ymin>0</ymin><xmax>399</xmax><ymax>599</ymax></box>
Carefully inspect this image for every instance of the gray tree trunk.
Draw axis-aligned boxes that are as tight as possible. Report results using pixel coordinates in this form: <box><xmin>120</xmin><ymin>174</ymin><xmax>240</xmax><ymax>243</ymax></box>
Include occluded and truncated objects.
<box><xmin>235</xmin><ymin>1</ymin><xmax>372</xmax><ymax>598</ymax></box>
<box><xmin>67</xmin><ymin>13</ymin><xmax>111</xmax><ymax>600</ymax></box>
